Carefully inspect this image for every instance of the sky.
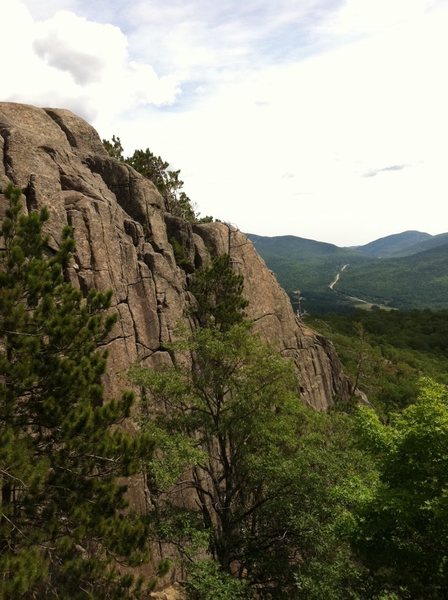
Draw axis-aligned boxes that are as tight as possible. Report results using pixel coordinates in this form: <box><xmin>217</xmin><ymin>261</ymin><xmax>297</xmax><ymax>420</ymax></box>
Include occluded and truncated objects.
<box><xmin>1</xmin><ymin>0</ymin><xmax>447</xmax><ymax>246</ymax></box>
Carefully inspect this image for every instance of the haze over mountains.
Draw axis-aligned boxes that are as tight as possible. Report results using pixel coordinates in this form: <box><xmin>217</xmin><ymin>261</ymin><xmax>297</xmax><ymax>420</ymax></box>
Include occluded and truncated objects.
<box><xmin>248</xmin><ymin>230</ymin><xmax>448</xmax><ymax>314</ymax></box>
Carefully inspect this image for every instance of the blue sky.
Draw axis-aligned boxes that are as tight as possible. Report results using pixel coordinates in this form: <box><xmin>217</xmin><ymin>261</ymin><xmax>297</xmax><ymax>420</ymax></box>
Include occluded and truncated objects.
<box><xmin>2</xmin><ymin>0</ymin><xmax>447</xmax><ymax>245</ymax></box>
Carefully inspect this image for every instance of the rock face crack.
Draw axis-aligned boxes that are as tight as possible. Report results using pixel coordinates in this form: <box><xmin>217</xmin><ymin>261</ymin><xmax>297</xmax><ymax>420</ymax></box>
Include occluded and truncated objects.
<box><xmin>24</xmin><ymin>174</ymin><xmax>38</xmax><ymax>212</ymax></box>
<box><xmin>0</xmin><ymin>100</ymin><xmax>353</xmax><ymax>413</ymax></box>
<box><xmin>44</xmin><ymin>109</ymin><xmax>78</xmax><ymax>148</ymax></box>
<box><xmin>0</xmin><ymin>126</ymin><xmax>16</xmax><ymax>183</ymax></box>
<box><xmin>252</xmin><ymin>312</ymin><xmax>277</xmax><ymax>323</ymax></box>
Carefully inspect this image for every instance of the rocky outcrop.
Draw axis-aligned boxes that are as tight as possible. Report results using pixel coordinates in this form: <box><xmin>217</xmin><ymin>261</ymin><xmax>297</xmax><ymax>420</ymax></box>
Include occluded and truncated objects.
<box><xmin>0</xmin><ymin>101</ymin><xmax>355</xmax><ymax>592</ymax></box>
<box><xmin>0</xmin><ymin>101</ymin><xmax>351</xmax><ymax>411</ymax></box>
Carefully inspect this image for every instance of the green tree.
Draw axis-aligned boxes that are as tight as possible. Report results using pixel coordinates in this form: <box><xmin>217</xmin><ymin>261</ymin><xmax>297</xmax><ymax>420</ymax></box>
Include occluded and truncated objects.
<box><xmin>352</xmin><ymin>378</ymin><xmax>448</xmax><ymax>598</ymax></box>
<box><xmin>185</xmin><ymin>560</ymin><xmax>250</xmax><ymax>600</ymax></box>
<box><xmin>130</xmin><ymin>255</ymin><xmax>370</xmax><ymax>598</ymax></box>
<box><xmin>0</xmin><ymin>184</ymin><xmax>152</xmax><ymax>598</ymax></box>
<box><xmin>131</xmin><ymin>326</ymin><xmax>370</xmax><ymax>599</ymax></box>
<box><xmin>102</xmin><ymin>135</ymin><xmax>124</xmax><ymax>161</ymax></box>
<box><xmin>131</xmin><ymin>323</ymin><xmax>299</xmax><ymax>569</ymax></box>
<box><xmin>189</xmin><ymin>254</ymin><xmax>248</xmax><ymax>331</ymax></box>
<box><xmin>103</xmin><ymin>138</ymin><xmax>198</xmax><ymax>222</ymax></box>
<box><xmin>127</xmin><ymin>149</ymin><xmax>196</xmax><ymax>221</ymax></box>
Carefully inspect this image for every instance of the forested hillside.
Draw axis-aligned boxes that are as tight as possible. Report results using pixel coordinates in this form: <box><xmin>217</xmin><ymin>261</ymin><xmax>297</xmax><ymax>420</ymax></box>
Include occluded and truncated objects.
<box><xmin>354</xmin><ymin>230</ymin><xmax>432</xmax><ymax>257</ymax></box>
<box><xmin>338</xmin><ymin>244</ymin><xmax>448</xmax><ymax>310</ymax></box>
<box><xmin>247</xmin><ymin>233</ymin><xmax>369</xmax><ymax>313</ymax></box>
<box><xmin>306</xmin><ymin>309</ymin><xmax>448</xmax><ymax>412</ymax></box>
<box><xmin>249</xmin><ymin>233</ymin><xmax>448</xmax><ymax>313</ymax></box>
<box><xmin>362</xmin><ymin>231</ymin><xmax>448</xmax><ymax>258</ymax></box>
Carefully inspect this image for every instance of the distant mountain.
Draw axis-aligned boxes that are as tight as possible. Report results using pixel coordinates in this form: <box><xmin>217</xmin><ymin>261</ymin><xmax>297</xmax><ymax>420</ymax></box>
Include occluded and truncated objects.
<box><xmin>392</xmin><ymin>232</ymin><xmax>448</xmax><ymax>257</ymax></box>
<box><xmin>248</xmin><ymin>234</ymin><xmax>345</xmax><ymax>260</ymax></box>
<box><xmin>355</xmin><ymin>230</ymin><xmax>432</xmax><ymax>258</ymax></box>
<box><xmin>248</xmin><ymin>232</ymin><xmax>448</xmax><ymax>314</ymax></box>
<box><xmin>337</xmin><ymin>243</ymin><xmax>448</xmax><ymax>310</ymax></box>
<box><xmin>247</xmin><ymin>234</ymin><xmax>371</xmax><ymax>314</ymax></box>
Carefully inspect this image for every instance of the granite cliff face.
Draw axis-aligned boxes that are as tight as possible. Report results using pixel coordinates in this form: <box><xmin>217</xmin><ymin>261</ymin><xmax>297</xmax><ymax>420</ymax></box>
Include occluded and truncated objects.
<box><xmin>0</xmin><ymin>101</ymin><xmax>351</xmax><ymax>412</ymax></box>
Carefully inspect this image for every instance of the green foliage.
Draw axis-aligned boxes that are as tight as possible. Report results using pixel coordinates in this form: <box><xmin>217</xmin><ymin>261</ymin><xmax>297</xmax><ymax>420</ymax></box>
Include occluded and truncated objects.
<box><xmin>189</xmin><ymin>254</ymin><xmax>249</xmax><ymax>331</ymax></box>
<box><xmin>131</xmin><ymin>331</ymin><xmax>374</xmax><ymax>598</ymax></box>
<box><xmin>169</xmin><ymin>236</ymin><xmax>192</xmax><ymax>271</ymax></box>
<box><xmin>344</xmin><ymin>309</ymin><xmax>448</xmax><ymax>357</ymax></box>
<box><xmin>102</xmin><ymin>135</ymin><xmax>125</xmax><ymax>161</ymax></box>
<box><xmin>352</xmin><ymin>379</ymin><xmax>448</xmax><ymax>598</ymax></box>
<box><xmin>186</xmin><ymin>560</ymin><xmax>251</xmax><ymax>600</ymax></box>
<box><xmin>130</xmin><ymin>254</ymin><xmax>375</xmax><ymax>598</ymax></box>
<box><xmin>103</xmin><ymin>136</ymin><xmax>213</xmax><ymax>223</ymax></box>
<box><xmin>0</xmin><ymin>184</ymin><xmax>152</xmax><ymax>598</ymax></box>
<box><xmin>307</xmin><ymin>310</ymin><xmax>448</xmax><ymax>413</ymax></box>
<box><xmin>130</xmin><ymin>323</ymin><xmax>299</xmax><ymax>561</ymax></box>
<box><xmin>127</xmin><ymin>148</ymin><xmax>196</xmax><ymax>221</ymax></box>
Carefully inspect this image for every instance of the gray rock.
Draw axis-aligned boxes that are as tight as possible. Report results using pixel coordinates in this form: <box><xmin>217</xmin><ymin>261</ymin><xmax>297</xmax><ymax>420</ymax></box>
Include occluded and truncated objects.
<box><xmin>0</xmin><ymin>101</ymin><xmax>351</xmax><ymax>410</ymax></box>
<box><xmin>0</xmin><ymin>100</ymin><xmax>354</xmax><ymax>586</ymax></box>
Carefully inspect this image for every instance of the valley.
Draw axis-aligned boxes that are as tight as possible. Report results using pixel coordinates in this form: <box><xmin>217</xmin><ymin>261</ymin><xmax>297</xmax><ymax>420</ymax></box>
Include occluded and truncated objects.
<box><xmin>248</xmin><ymin>230</ymin><xmax>448</xmax><ymax>314</ymax></box>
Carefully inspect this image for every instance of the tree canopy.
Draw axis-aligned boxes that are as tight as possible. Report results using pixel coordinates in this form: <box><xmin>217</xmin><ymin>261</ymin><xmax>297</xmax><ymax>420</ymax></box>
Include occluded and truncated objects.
<box><xmin>0</xmin><ymin>184</ymin><xmax>152</xmax><ymax>598</ymax></box>
<box><xmin>130</xmin><ymin>252</ymin><xmax>374</xmax><ymax>598</ymax></box>
<box><xmin>352</xmin><ymin>378</ymin><xmax>448</xmax><ymax>599</ymax></box>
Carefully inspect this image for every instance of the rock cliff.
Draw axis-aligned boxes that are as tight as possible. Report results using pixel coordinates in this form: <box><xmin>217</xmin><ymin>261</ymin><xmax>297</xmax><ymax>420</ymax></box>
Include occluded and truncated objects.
<box><xmin>0</xmin><ymin>101</ymin><xmax>351</xmax><ymax>413</ymax></box>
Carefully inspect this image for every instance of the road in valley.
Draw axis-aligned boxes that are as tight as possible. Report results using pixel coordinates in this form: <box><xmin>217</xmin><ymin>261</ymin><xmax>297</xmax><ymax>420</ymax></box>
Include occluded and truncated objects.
<box><xmin>329</xmin><ymin>264</ymin><xmax>349</xmax><ymax>290</ymax></box>
<box><xmin>329</xmin><ymin>263</ymin><xmax>395</xmax><ymax>310</ymax></box>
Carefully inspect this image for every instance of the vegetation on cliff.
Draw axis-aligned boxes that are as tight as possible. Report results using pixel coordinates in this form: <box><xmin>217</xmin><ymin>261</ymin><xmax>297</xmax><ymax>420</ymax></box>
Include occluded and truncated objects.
<box><xmin>1</xmin><ymin>182</ymin><xmax>448</xmax><ymax>599</ymax></box>
<box><xmin>130</xmin><ymin>254</ymin><xmax>377</xmax><ymax>598</ymax></box>
<box><xmin>103</xmin><ymin>135</ymin><xmax>213</xmax><ymax>223</ymax></box>
<box><xmin>0</xmin><ymin>185</ymin><xmax>153</xmax><ymax>598</ymax></box>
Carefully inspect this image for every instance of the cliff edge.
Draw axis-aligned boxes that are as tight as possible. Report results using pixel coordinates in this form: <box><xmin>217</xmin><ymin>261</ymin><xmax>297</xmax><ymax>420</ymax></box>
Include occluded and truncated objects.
<box><xmin>0</xmin><ymin>101</ymin><xmax>351</xmax><ymax>412</ymax></box>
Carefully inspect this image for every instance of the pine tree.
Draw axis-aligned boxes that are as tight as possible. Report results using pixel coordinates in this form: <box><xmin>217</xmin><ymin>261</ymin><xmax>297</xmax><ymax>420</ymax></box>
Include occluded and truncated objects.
<box><xmin>103</xmin><ymin>138</ymin><xmax>199</xmax><ymax>222</ymax></box>
<box><xmin>102</xmin><ymin>135</ymin><xmax>125</xmax><ymax>161</ymax></box>
<box><xmin>130</xmin><ymin>255</ymin><xmax>368</xmax><ymax>598</ymax></box>
<box><xmin>127</xmin><ymin>149</ymin><xmax>196</xmax><ymax>221</ymax></box>
<box><xmin>0</xmin><ymin>184</ymin><xmax>152</xmax><ymax>598</ymax></box>
<box><xmin>189</xmin><ymin>254</ymin><xmax>249</xmax><ymax>331</ymax></box>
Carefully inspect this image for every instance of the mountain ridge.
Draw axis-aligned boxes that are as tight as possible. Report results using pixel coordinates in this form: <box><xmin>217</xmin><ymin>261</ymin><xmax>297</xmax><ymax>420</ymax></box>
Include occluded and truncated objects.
<box><xmin>353</xmin><ymin>230</ymin><xmax>432</xmax><ymax>257</ymax></box>
<box><xmin>248</xmin><ymin>229</ymin><xmax>448</xmax><ymax>258</ymax></box>
<box><xmin>247</xmin><ymin>231</ymin><xmax>448</xmax><ymax>313</ymax></box>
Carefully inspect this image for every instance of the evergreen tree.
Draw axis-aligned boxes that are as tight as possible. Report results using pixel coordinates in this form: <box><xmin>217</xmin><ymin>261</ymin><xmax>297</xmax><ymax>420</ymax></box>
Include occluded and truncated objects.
<box><xmin>102</xmin><ymin>135</ymin><xmax>124</xmax><ymax>161</ymax></box>
<box><xmin>130</xmin><ymin>255</ymin><xmax>369</xmax><ymax>598</ymax></box>
<box><xmin>103</xmin><ymin>138</ymin><xmax>197</xmax><ymax>222</ymax></box>
<box><xmin>127</xmin><ymin>149</ymin><xmax>196</xmax><ymax>221</ymax></box>
<box><xmin>0</xmin><ymin>184</ymin><xmax>152</xmax><ymax>598</ymax></box>
<box><xmin>189</xmin><ymin>254</ymin><xmax>249</xmax><ymax>331</ymax></box>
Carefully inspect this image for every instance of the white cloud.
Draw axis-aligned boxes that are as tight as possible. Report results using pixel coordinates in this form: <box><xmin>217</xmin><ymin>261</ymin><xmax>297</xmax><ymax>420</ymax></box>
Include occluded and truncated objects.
<box><xmin>3</xmin><ymin>0</ymin><xmax>448</xmax><ymax>244</ymax></box>
<box><xmin>33</xmin><ymin>12</ymin><xmax>117</xmax><ymax>85</ymax></box>
<box><xmin>0</xmin><ymin>2</ymin><xmax>179</xmax><ymax>121</ymax></box>
<box><xmin>112</xmin><ymin>0</ymin><xmax>448</xmax><ymax>244</ymax></box>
